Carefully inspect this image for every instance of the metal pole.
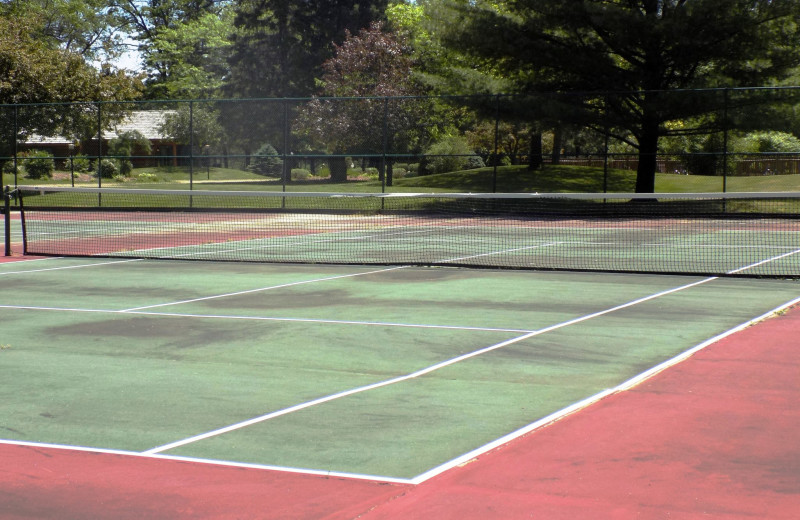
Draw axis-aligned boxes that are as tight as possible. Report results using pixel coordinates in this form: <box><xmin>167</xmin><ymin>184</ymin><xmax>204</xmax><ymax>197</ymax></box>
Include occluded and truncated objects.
<box><xmin>282</xmin><ymin>99</ymin><xmax>288</xmax><ymax>194</ymax></box>
<box><xmin>189</xmin><ymin>101</ymin><xmax>194</xmax><ymax>195</ymax></box>
<box><xmin>3</xmin><ymin>186</ymin><xmax>10</xmax><ymax>256</ymax></box>
<box><xmin>97</xmin><ymin>102</ymin><xmax>102</xmax><ymax>206</ymax></box>
<box><xmin>492</xmin><ymin>95</ymin><xmax>500</xmax><ymax>193</ymax></box>
<box><xmin>13</xmin><ymin>105</ymin><xmax>18</xmax><ymax>188</ymax></box>
<box><xmin>722</xmin><ymin>88</ymin><xmax>729</xmax><ymax>193</ymax></box>
<box><xmin>69</xmin><ymin>143</ymin><xmax>75</xmax><ymax>187</ymax></box>
<box><xmin>381</xmin><ymin>97</ymin><xmax>389</xmax><ymax>194</ymax></box>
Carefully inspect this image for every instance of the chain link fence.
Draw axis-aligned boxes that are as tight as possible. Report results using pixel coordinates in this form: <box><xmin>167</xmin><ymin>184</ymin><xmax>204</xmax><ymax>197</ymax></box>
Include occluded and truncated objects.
<box><xmin>2</xmin><ymin>88</ymin><xmax>800</xmax><ymax>192</ymax></box>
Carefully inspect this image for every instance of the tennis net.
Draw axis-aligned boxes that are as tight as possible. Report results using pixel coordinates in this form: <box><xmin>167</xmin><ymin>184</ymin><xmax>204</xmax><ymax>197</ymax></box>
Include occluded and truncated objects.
<box><xmin>9</xmin><ymin>186</ymin><xmax>800</xmax><ymax>277</ymax></box>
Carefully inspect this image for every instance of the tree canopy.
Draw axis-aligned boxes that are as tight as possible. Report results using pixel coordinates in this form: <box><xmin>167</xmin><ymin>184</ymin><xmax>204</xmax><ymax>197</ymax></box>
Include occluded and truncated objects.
<box><xmin>225</xmin><ymin>0</ymin><xmax>389</xmax><ymax>99</ymax></box>
<box><xmin>3</xmin><ymin>0</ymin><xmax>800</xmax><ymax>191</ymax></box>
<box><xmin>435</xmin><ymin>0</ymin><xmax>800</xmax><ymax>191</ymax></box>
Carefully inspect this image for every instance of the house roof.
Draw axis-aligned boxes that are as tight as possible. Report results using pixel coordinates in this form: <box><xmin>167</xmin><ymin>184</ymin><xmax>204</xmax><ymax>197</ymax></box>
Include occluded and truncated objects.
<box><xmin>109</xmin><ymin>110</ymin><xmax>176</xmax><ymax>140</ymax></box>
<box><xmin>25</xmin><ymin>110</ymin><xmax>177</xmax><ymax>145</ymax></box>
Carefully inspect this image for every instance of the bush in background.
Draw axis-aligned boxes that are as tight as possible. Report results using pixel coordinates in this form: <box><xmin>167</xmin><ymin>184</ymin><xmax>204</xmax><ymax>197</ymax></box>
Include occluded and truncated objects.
<box><xmin>23</xmin><ymin>150</ymin><xmax>55</xmax><ymax>179</ymax></box>
<box><xmin>98</xmin><ymin>159</ymin><xmax>119</xmax><ymax>178</ymax></box>
<box><xmin>249</xmin><ymin>143</ymin><xmax>283</xmax><ymax>177</ymax></box>
<box><xmin>420</xmin><ymin>137</ymin><xmax>485</xmax><ymax>175</ymax></box>
<box><xmin>72</xmin><ymin>154</ymin><xmax>91</xmax><ymax>172</ymax></box>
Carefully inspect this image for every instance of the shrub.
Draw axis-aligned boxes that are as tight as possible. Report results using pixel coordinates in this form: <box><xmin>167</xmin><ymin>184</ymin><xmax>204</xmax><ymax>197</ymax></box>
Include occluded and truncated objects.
<box><xmin>72</xmin><ymin>154</ymin><xmax>91</xmax><ymax>172</ymax></box>
<box><xmin>735</xmin><ymin>131</ymin><xmax>800</xmax><ymax>153</ymax></box>
<box><xmin>23</xmin><ymin>150</ymin><xmax>55</xmax><ymax>179</ymax></box>
<box><xmin>291</xmin><ymin>168</ymin><xmax>311</xmax><ymax>181</ymax></box>
<box><xmin>136</xmin><ymin>172</ymin><xmax>159</xmax><ymax>183</ymax></box>
<box><xmin>98</xmin><ymin>159</ymin><xmax>119</xmax><ymax>179</ymax></box>
<box><xmin>421</xmin><ymin>137</ymin><xmax>483</xmax><ymax>175</ymax></box>
<box><xmin>1</xmin><ymin>160</ymin><xmax>16</xmax><ymax>177</ymax></box>
<box><xmin>465</xmin><ymin>154</ymin><xmax>487</xmax><ymax>169</ymax></box>
<box><xmin>119</xmin><ymin>159</ymin><xmax>133</xmax><ymax>176</ymax></box>
<box><xmin>249</xmin><ymin>143</ymin><xmax>283</xmax><ymax>177</ymax></box>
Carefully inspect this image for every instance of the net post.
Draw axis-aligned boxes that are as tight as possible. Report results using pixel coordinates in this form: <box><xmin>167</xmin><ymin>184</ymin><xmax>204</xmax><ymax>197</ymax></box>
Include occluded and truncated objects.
<box><xmin>3</xmin><ymin>186</ymin><xmax>10</xmax><ymax>256</ymax></box>
<box><xmin>15</xmin><ymin>188</ymin><xmax>26</xmax><ymax>256</ymax></box>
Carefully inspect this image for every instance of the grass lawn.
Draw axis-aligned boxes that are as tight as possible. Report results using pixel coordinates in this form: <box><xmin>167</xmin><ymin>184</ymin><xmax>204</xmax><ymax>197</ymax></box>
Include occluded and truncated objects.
<box><xmin>6</xmin><ymin>164</ymin><xmax>800</xmax><ymax>194</ymax></box>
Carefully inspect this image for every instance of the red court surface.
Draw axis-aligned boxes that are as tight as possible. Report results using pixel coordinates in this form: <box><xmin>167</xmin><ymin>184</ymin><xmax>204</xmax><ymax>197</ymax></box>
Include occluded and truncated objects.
<box><xmin>2</xmin><ymin>299</ymin><xmax>799</xmax><ymax>519</ymax></box>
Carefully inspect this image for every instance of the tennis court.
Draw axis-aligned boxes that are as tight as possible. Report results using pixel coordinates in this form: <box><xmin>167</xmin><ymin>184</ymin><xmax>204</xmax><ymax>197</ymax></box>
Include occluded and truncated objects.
<box><xmin>2</xmin><ymin>187</ymin><xmax>800</xmax><ymax>517</ymax></box>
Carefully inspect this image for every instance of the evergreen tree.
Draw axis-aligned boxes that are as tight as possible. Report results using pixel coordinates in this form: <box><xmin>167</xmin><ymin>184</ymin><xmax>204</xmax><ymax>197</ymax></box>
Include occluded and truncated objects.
<box><xmin>437</xmin><ymin>0</ymin><xmax>800</xmax><ymax>192</ymax></box>
<box><xmin>225</xmin><ymin>0</ymin><xmax>389</xmax><ymax>99</ymax></box>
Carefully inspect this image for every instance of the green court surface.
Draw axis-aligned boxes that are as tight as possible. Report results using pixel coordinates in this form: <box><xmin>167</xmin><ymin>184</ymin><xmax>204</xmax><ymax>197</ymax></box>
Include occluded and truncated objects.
<box><xmin>1</xmin><ymin>258</ymin><xmax>799</xmax><ymax>480</ymax></box>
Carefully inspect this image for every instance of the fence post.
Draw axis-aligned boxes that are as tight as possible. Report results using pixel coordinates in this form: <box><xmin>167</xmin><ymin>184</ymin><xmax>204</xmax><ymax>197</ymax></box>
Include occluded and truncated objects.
<box><xmin>283</xmin><ymin>99</ymin><xmax>288</xmax><ymax>195</ymax></box>
<box><xmin>603</xmin><ymin>96</ymin><xmax>610</xmax><ymax>193</ymax></box>
<box><xmin>96</xmin><ymin>102</ymin><xmax>102</xmax><ymax>206</ymax></box>
<box><xmin>381</xmin><ymin>97</ymin><xmax>389</xmax><ymax>194</ymax></box>
<box><xmin>722</xmin><ymin>88</ymin><xmax>729</xmax><ymax>193</ymax></box>
<box><xmin>189</xmin><ymin>100</ymin><xmax>194</xmax><ymax>194</ymax></box>
<box><xmin>13</xmin><ymin>105</ymin><xmax>18</xmax><ymax>188</ymax></box>
<box><xmin>492</xmin><ymin>94</ymin><xmax>500</xmax><ymax>193</ymax></box>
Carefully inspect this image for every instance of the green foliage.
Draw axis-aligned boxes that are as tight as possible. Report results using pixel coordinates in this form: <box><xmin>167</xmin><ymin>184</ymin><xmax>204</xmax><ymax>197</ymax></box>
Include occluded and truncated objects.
<box><xmin>136</xmin><ymin>172</ymin><xmax>159</xmax><ymax>183</ymax></box>
<box><xmin>109</xmin><ymin>130</ymin><xmax>151</xmax><ymax>159</ymax></box>
<box><xmin>98</xmin><ymin>159</ymin><xmax>119</xmax><ymax>179</ymax></box>
<box><xmin>249</xmin><ymin>144</ymin><xmax>283</xmax><ymax>177</ymax></box>
<box><xmin>421</xmin><ymin>136</ymin><xmax>483</xmax><ymax>175</ymax></box>
<box><xmin>108</xmin><ymin>130</ymin><xmax>150</xmax><ymax>176</ymax></box>
<box><xmin>291</xmin><ymin>169</ymin><xmax>311</xmax><ymax>181</ymax></box>
<box><xmin>226</xmin><ymin>0</ymin><xmax>389</xmax><ymax>99</ymax></box>
<box><xmin>72</xmin><ymin>154</ymin><xmax>91</xmax><ymax>173</ymax></box>
<box><xmin>0</xmin><ymin>15</ymin><xmax>142</xmax><ymax>105</ymax></box>
<box><xmin>3</xmin><ymin>0</ymin><xmax>128</xmax><ymax>63</ymax></box>
<box><xmin>23</xmin><ymin>150</ymin><xmax>55</xmax><ymax>179</ymax></box>
<box><xmin>160</xmin><ymin>104</ymin><xmax>224</xmax><ymax>150</ymax></box>
<box><xmin>1</xmin><ymin>161</ymin><xmax>16</xmax><ymax>177</ymax></box>
<box><xmin>0</xmin><ymin>14</ymin><xmax>142</xmax><ymax>157</ymax></box>
<box><xmin>734</xmin><ymin>131</ymin><xmax>800</xmax><ymax>154</ymax></box>
<box><xmin>435</xmin><ymin>0</ymin><xmax>800</xmax><ymax>191</ymax></box>
<box><xmin>143</xmin><ymin>9</ymin><xmax>234</xmax><ymax>99</ymax></box>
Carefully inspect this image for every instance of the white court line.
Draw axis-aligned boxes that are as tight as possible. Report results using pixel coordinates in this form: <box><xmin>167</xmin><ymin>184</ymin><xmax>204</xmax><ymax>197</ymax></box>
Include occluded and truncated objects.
<box><xmin>410</xmin><ymin>292</ymin><xmax>800</xmax><ymax>484</ymax></box>
<box><xmin>2</xmin><ymin>280</ymin><xmax>797</xmax><ymax>488</ymax></box>
<box><xmin>0</xmin><ymin>258</ymin><xmax>141</xmax><ymax>275</ymax></box>
<box><xmin>441</xmin><ymin>241</ymin><xmax>564</xmax><ymax>263</ymax></box>
<box><xmin>0</xmin><ymin>303</ymin><xmax>531</xmax><ymax>334</ymax></box>
<box><xmin>727</xmin><ymin>248</ymin><xmax>800</xmax><ymax>274</ymax></box>
<box><xmin>0</xmin><ymin>439</ymin><xmax>414</xmax><ymax>485</ymax></box>
<box><xmin>142</xmin><ymin>275</ymin><xmax>718</xmax><ymax>456</ymax></box>
<box><xmin>120</xmin><ymin>266</ymin><xmax>405</xmax><ymax>312</ymax></box>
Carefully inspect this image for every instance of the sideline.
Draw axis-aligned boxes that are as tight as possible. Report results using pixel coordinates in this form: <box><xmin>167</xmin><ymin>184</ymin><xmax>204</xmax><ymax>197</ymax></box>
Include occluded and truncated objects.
<box><xmin>142</xmin><ymin>275</ymin><xmax>719</xmax><ymax>457</ymax></box>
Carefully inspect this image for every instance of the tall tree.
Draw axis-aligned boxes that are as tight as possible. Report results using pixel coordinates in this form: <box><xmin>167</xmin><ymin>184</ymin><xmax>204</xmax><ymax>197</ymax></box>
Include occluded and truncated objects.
<box><xmin>297</xmin><ymin>21</ymin><xmax>427</xmax><ymax>183</ymax></box>
<box><xmin>225</xmin><ymin>0</ymin><xmax>389</xmax><ymax>99</ymax></box>
<box><xmin>2</xmin><ymin>0</ymin><xmax>129</xmax><ymax>63</ymax></box>
<box><xmin>437</xmin><ymin>0</ymin><xmax>800</xmax><ymax>192</ymax></box>
<box><xmin>145</xmin><ymin>7</ymin><xmax>234</xmax><ymax>98</ymax></box>
<box><xmin>111</xmin><ymin>0</ymin><xmax>222</xmax><ymax>97</ymax></box>
<box><xmin>0</xmin><ymin>14</ymin><xmax>142</xmax><ymax>158</ymax></box>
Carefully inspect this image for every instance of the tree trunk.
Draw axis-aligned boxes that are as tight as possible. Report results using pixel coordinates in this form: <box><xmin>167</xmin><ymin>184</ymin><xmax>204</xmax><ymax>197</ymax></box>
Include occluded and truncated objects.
<box><xmin>635</xmin><ymin>119</ymin><xmax>659</xmax><ymax>193</ymax></box>
<box><xmin>528</xmin><ymin>131</ymin><xmax>543</xmax><ymax>170</ymax></box>
<box><xmin>329</xmin><ymin>156</ymin><xmax>348</xmax><ymax>182</ymax></box>
<box><xmin>551</xmin><ymin>127</ymin><xmax>562</xmax><ymax>165</ymax></box>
